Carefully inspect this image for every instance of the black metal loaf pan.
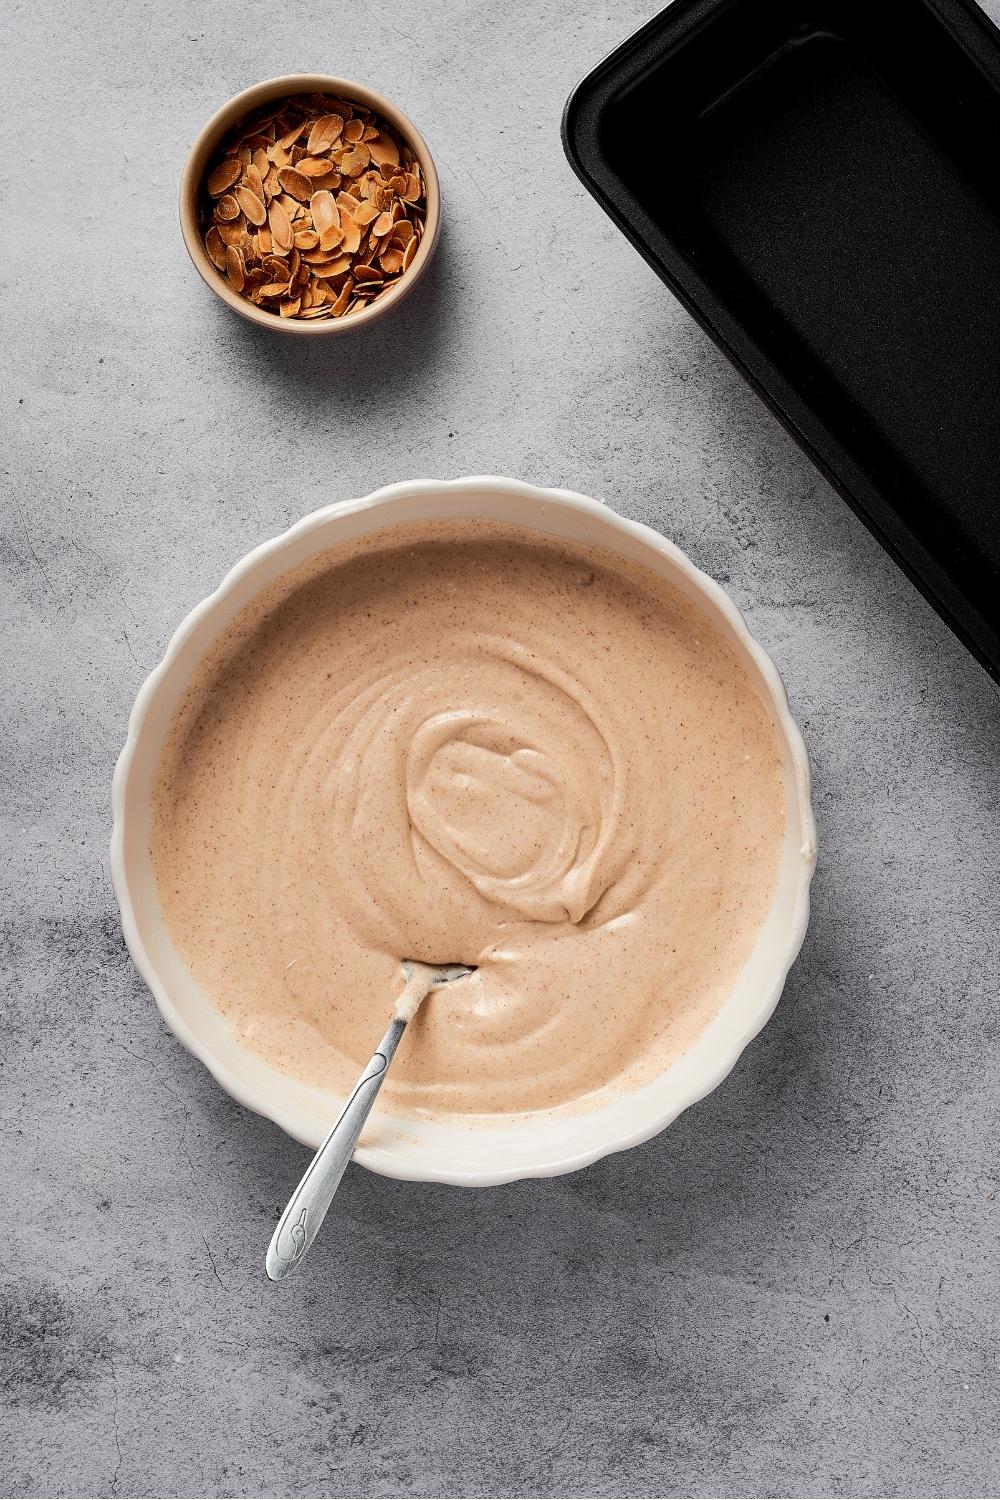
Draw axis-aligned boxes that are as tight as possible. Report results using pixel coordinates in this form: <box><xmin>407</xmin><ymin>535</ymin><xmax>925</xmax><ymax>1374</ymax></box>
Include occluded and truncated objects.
<box><xmin>564</xmin><ymin>0</ymin><xmax>1000</xmax><ymax>680</ymax></box>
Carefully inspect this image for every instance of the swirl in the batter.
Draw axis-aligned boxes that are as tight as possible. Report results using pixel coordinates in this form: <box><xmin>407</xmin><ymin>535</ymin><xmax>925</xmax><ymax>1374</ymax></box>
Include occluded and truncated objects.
<box><xmin>277</xmin><ymin>635</ymin><xmax>642</xmax><ymax>961</ymax></box>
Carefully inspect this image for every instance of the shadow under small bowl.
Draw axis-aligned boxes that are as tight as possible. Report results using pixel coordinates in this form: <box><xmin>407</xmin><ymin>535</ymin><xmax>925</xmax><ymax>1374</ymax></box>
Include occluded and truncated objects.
<box><xmin>179</xmin><ymin>74</ymin><xmax>441</xmax><ymax>336</ymax></box>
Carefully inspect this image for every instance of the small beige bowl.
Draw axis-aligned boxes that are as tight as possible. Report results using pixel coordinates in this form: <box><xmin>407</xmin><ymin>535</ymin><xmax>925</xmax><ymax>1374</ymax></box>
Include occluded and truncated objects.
<box><xmin>179</xmin><ymin>74</ymin><xmax>441</xmax><ymax>335</ymax></box>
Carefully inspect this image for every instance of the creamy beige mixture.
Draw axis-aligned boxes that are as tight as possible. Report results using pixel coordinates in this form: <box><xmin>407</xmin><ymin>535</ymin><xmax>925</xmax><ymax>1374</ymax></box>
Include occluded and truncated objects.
<box><xmin>150</xmin><ymin>519</ymin><xmax>784</xmax><ymax>1117</ymax></box>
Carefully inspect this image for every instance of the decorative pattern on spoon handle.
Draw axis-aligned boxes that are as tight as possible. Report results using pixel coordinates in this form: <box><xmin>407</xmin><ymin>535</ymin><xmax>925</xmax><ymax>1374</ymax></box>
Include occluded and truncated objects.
<box><xmin>271</xmin><ymin>1205</ymin><xmax>309</xmax><ymax>1268</ymax></box>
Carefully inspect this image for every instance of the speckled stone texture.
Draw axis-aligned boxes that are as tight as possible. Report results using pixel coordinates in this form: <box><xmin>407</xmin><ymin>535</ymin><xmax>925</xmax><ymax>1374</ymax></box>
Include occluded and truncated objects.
<box><xmin>3</xmin><ymin>1</ymin><xmax>999</xmax><ymax>1496</ymax></box>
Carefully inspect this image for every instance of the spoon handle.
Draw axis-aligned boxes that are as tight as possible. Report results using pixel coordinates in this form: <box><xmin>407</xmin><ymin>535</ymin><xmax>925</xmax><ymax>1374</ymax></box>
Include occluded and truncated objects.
<box><xmin>265</xmin><ymin>974</ymin><xmax>430</xmax><ymax>1282</ymax></box>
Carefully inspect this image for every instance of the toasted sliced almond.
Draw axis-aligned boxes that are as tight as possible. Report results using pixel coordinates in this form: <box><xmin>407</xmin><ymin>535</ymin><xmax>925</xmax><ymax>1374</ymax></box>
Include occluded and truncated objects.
<box><xmin>215</xmin><ymin>192</ymin><xmax>240</xmax><ymax>221</ymax></box>
<box><xmin>309</xmin><ymin>190</ymin><xmax>339</xmax><ymax>234</ymax></box>
<box><xmin>315</xmin><ymin>223</ymin><xmax>342</xmax><ymax>252</ymax></box>
<box><xmin>402</xmin><ymin>236</ymin><xmax>418</xmax><ymax>271</ymax></box>
<box><xmin>243</xmin><ymin>163</ymin><xmax>264</xmax><ymax>199</ymax></box>
<box><xmin>293</xmin><ymin>228</ymin><xmax>320</xmax><ymax>250</ymax></box>
<box><xmin>307</xmin><ymin>113</ymin><xmax>345</xmax><ymax>153</ymax></box>
<box><xmin>338</xmin><ymin>144</ymin><xmax>370</xmax><ymax>177</ymax></box>
<box><xmin>368</xmin><ymin>133</ymin><xmax>400</xmax><ymax>170</ymax></box>
<box><xmin>278</xmin><ymin>119</ymin><xmax>308</xmax><ymax>149</ymax></box>
<box><xmin>353</xmin><ymin>200</ymin><xmax>380</xmax><ymax>226</ymax></box>
<box><xmin>279</xmin><ymin>297</ymin><xmax>302</xmax><ymax>317</ymax></box>
<box><xmin>306</xmin><ymin>170</ymin><xmax>342</xmax><ymax>192</ymax></box>
<box><xmin>391</xmin><ymin>219</ymin><xmax>415</xmax><ymax>245</ymax></box>
<box><xmin>268</xmin><ymin>200</ymin><xmax>293</xmax><ymax>251</ymax></box>
<box><xmin>277</xmin><ymin>167</ymin><xmax>311</xmax><ymax>200</ymax></box>
<box><xmin>205</xmin><ymin>225</ymin><xmax>228</xmax><ymax>269</ymax></box>
<box><xmin>218</xmin><ymin>221</ymin><xmax>247</xmax><ymax>247</ymax></box>
<box><xmin>339</xmin><ymin>216</ymin><xmax>361</xmax><ymax>255</ymax></box>
<box><xmin>353</xmin><ymin>263</ymin><xmax>383</xmax><ymax>283</ymax></box>
<box><xmin>379</xmin><ymin>248</ymin><xmax>405</xmax><ymax>275</ymax></box>
<box><xmin>225</xmin><ymin>245</ymin><xmax>245</xmax><ymax>292</ymax></box>
<box><xmin>296</xmin><ymin>157</ymin><xmax>334</xmax><ymax>178</ymax></box>
<box><xmin>371</xmin><ymin>211</ymin><xmax>394</xmax><ymax>239</ymax></box>
<box><xmin>235</xmin><ymin>186</ymin><xmax>266</xmax><ymax>225</ymax></box>
<box><xmin>331</xmin><ymin>277</ymin><xmax>354</xmax><ymax>316</ymax></box>
<box><xmin>311</xmin><ymin>255</ymin><xmax>353</xmax><ymax>278</ymax></box>
<box><xmin>207</xmin><ymin>158</ymin><xmax>242</xmax><ymax>196</ymax></box>
<box><xmin>343</xmin><ymin>118</ymin><xmax>364</xmax><ymax>143</ymax></box>
<box><xmin>258</xmin><ymin>281</ymin><xmax>290</xmax><ymax>297</ymax></box>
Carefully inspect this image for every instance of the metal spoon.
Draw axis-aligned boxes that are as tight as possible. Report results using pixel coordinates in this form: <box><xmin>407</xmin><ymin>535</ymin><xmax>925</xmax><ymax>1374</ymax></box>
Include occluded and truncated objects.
<box><xmin>265</xmin><ymin>960</ymin><xmax>473</xmax><ymax>1282</ymax></box>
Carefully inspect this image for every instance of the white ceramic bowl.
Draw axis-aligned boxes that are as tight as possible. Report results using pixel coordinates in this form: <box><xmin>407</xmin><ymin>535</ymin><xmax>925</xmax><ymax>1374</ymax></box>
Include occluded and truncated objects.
<box><xmin>111</xmin><ymin>477</ymin><xmax>816</xmax><ymax>1185</ymax></box>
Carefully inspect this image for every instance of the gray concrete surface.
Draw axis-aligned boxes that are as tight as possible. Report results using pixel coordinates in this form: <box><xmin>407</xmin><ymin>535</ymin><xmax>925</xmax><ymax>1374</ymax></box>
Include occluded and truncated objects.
<box><xmin>3</xmin><ymin>1</ymin><xmax>1000</xmax><ymax>1496</ymax></box>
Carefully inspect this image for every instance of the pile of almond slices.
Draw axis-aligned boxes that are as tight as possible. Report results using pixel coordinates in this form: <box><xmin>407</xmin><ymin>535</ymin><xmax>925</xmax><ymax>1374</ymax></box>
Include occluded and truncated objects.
<box><xmin>200</xmin><ymin>93</ymin><xmax>428</xmax><ymax>321</ymax></box>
